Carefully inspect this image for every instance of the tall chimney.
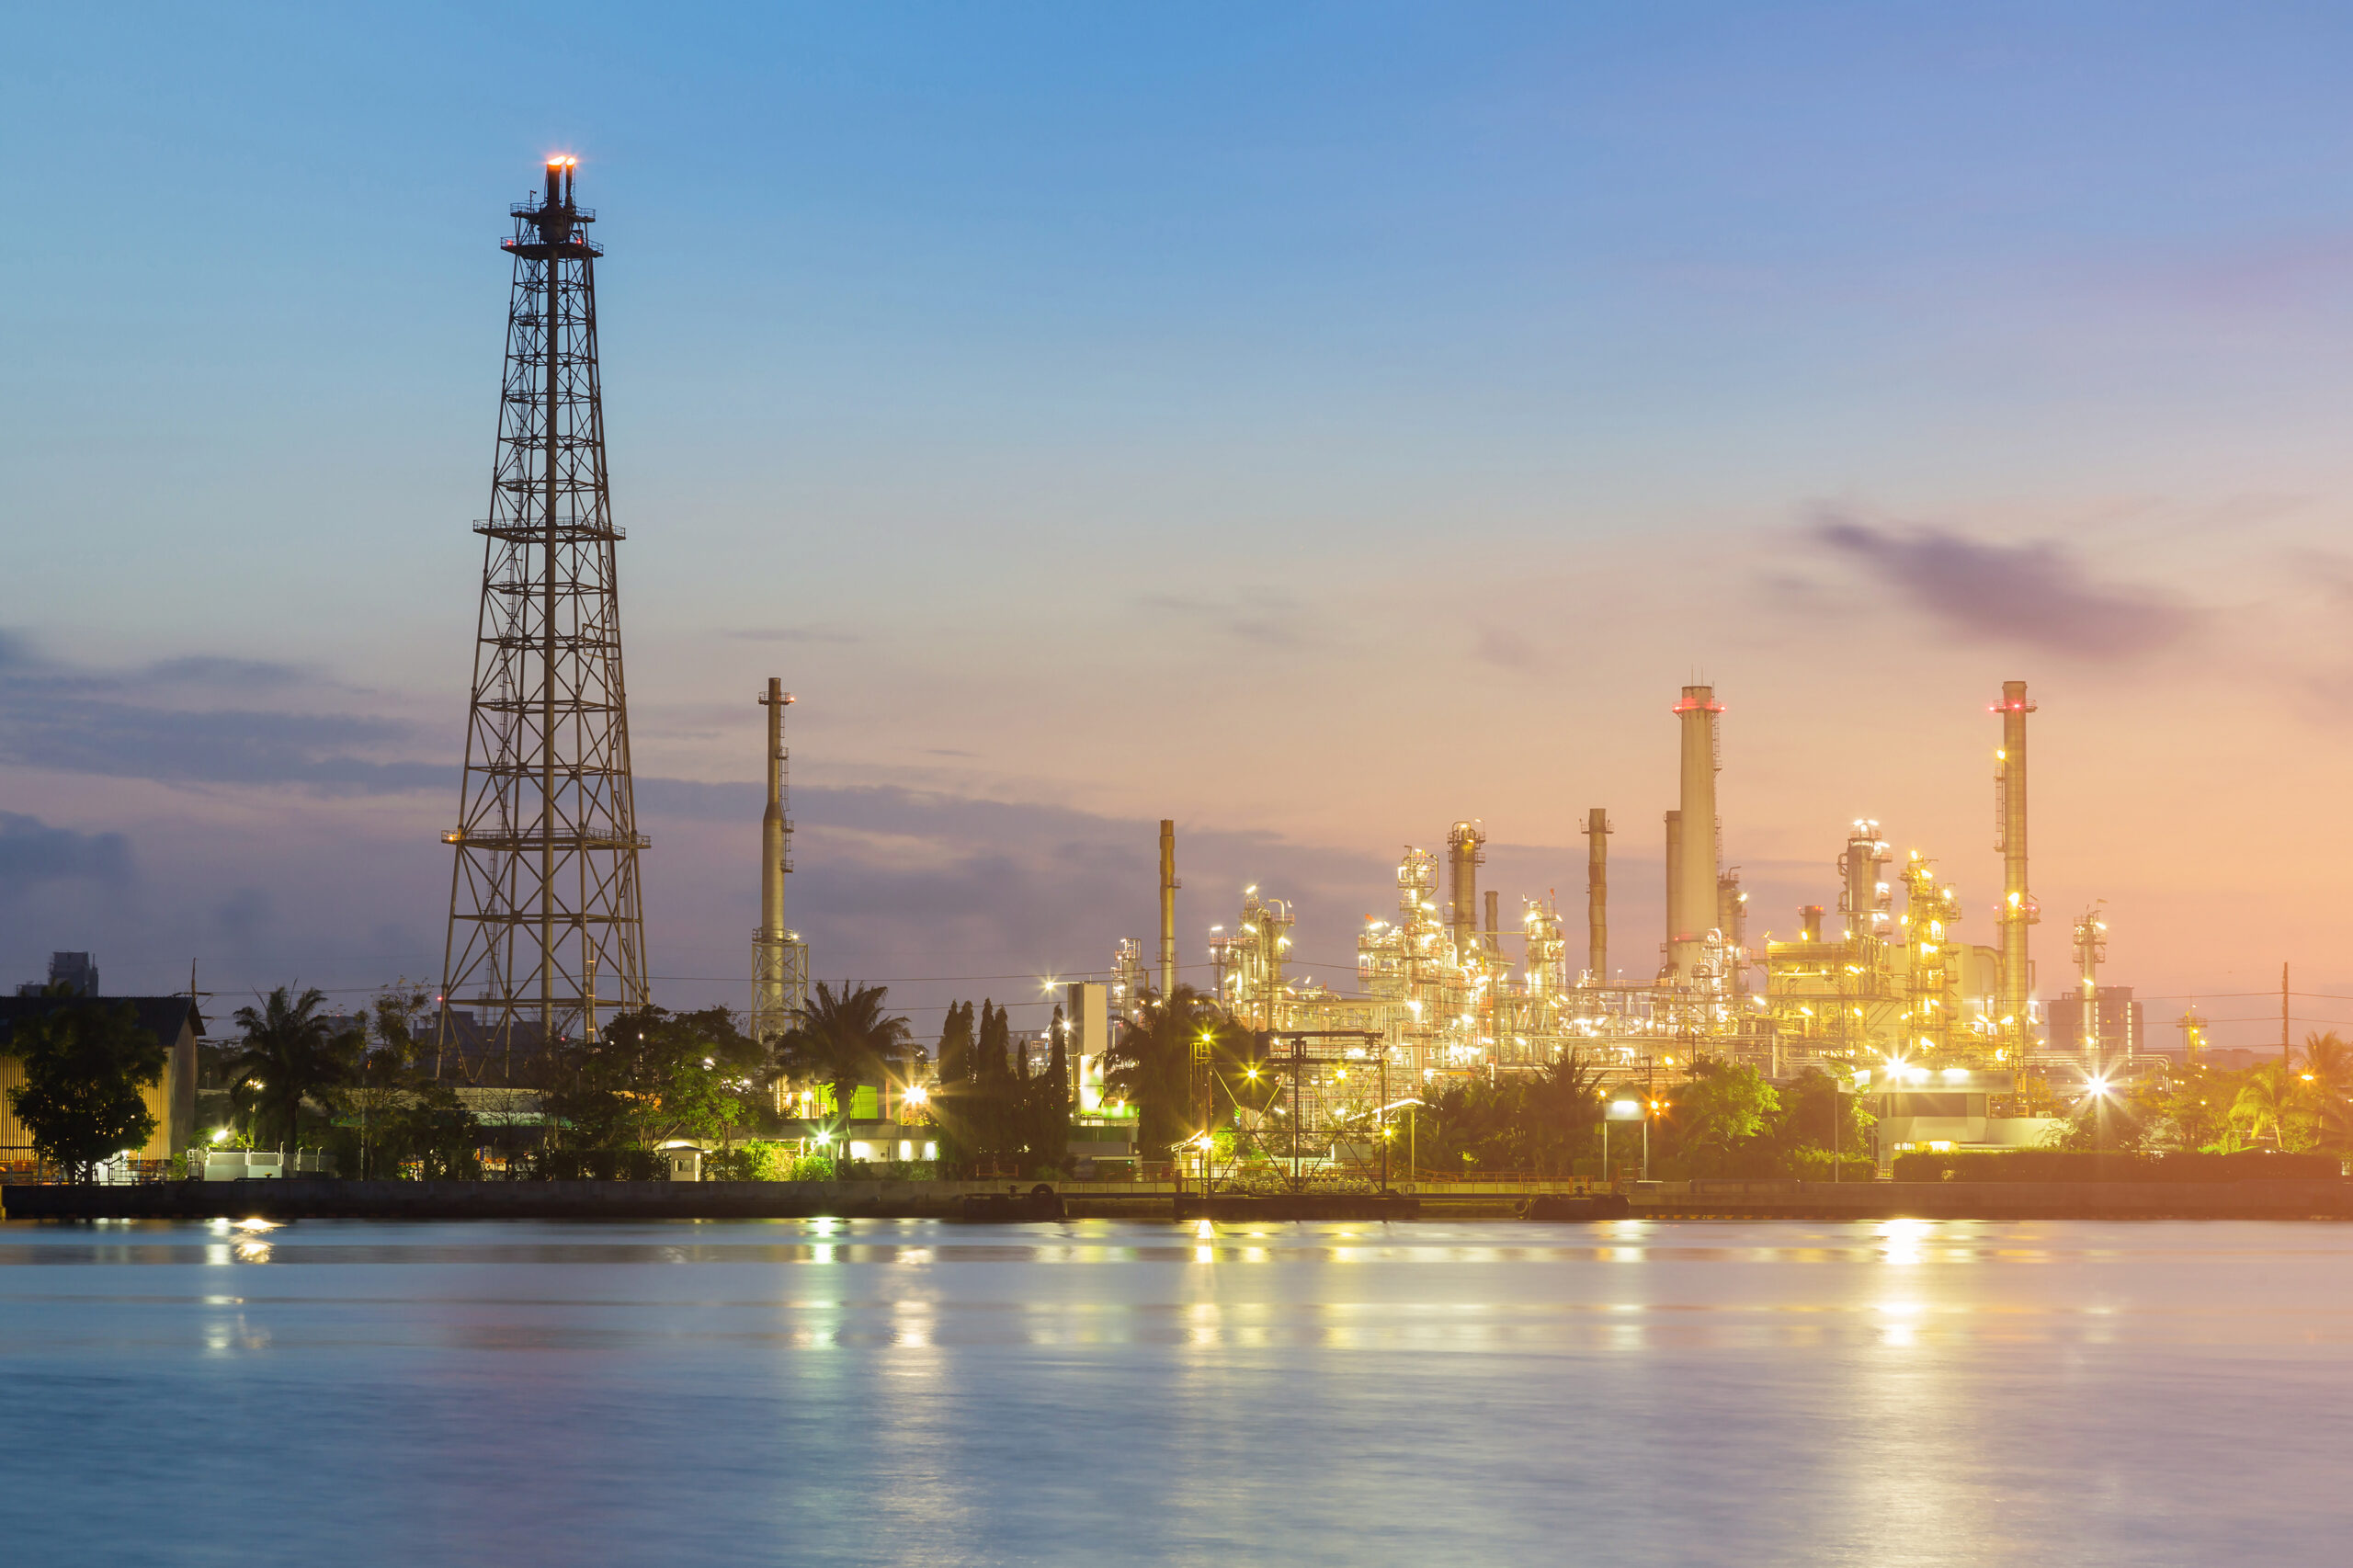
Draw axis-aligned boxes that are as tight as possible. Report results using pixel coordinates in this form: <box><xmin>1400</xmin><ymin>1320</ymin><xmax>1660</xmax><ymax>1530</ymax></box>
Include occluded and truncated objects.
<box><xmin>1670</xmin><ymin>686</ymin><xmax>1723</xmax><ymax>983</ymax></box>
<box><xmin>751</xmin><ymin>679</ymin><xmax>798</xmax><ymax>1046</ymax></box>
<box><xmin>1158</xmin><ymin>820</ymin><xmax>1178</xmax><ymax>997</ymax></box>
<box><xmin>1447</xmin><ymin>821</ymin><xmax>1486</xmax><ymax>965</ymax></box>
<box><xmin>1483</xmin><ymin>889</ymin><xmax>1500</xmax><ymax>953</ymax></box>
<box><xmin>1581</xmin><ymin>808</ymin><xmax>1610</xmax><ymax>983</ymax></box>
<box><xmin>1995</xmin><ymin>681</ymin><xmax>2036</xmax><ymax>1052</ymax></box>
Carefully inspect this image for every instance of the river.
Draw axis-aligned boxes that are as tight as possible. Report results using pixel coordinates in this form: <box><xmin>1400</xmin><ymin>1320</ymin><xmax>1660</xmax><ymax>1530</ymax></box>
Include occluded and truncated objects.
<box><xmin>0</xmin><ymin>1216</ymin><xmax>2344</xmax><ymax>1565</ymax></box>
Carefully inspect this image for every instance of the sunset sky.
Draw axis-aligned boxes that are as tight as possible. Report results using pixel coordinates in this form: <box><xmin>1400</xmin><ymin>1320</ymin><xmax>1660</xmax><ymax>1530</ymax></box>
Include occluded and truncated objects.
<box><xmin>7</xmin><ymin>4</ymin><xmax>2353</xmax><ymax>1045</ymax></box>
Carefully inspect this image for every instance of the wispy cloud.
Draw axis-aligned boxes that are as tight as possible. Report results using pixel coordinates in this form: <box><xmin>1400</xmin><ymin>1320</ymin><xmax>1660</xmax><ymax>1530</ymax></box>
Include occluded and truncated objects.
<box><xmin>1137</xmin><ymin>591</ymin><xmax>1310</xmax><ymax>649</ymax></box>
<box><xmin>722</xmin><ymin>628</ymin><xmax>863</xmax><ymax>644</ymax></box>
<box><xmin>1473</xmin><ymin>625</ymin><xmax>1540</xmax><ymax>672</ymax></box>
<box><xmin>1810</xmin><ymin>508</ymin><xmax>2200</xmax><ymax>658</ymax></box>
<box><xmin>0</xmin><ymin>812</ymin><xmax>132</xmax><ymax>894</ymax></box>
<box><xmin>0</xmin><ymin>631</ymin><xmax>447</xmax><ymax>793</ymax></box>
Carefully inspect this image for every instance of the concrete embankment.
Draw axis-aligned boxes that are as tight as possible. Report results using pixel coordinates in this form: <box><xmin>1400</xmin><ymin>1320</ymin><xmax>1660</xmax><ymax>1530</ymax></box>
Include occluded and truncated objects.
<box><xmin>15</xmin><ymin>1179</ymin><xmax>2341</xmax><ymax>1222</ymax></box>
<box><xmin>1631</xmin><ymin>1178</ymin><xmax>2353</xmax><ymax>1220</ymax></box>
<box><xmin>1</xmin><ymin>1179</ymin><xmax>1117</xmax><ymax>1222</ymax></box>
<box><xmin>1</xmin><ymin>1180</ymin><xmax>1633</xmax><ymax>1223</ymax></box>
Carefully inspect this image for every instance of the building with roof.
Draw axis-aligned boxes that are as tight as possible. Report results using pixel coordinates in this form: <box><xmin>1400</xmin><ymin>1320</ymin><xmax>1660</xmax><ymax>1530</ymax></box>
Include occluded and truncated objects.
<box><xmin>0</xmin><ymin>957</ymin><xmax>202</xmax><ymax>1162</ymax></box>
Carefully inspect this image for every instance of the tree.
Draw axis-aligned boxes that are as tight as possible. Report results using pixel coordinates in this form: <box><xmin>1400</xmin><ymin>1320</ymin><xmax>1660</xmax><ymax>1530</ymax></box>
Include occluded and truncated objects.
<box><xmin>1768</xmin><ymin>1066</ymin><xmax>1873</xmax><ymax>1170</ymax></box>
<box><xmin>1673</xmin><ymin>1056</ymin><xmax>1779</xmax><ymax>1176</ymax></box>
<box><xmin>773</xmin><ymin>983</ymin><xmax>913</xmax><ymax>1162</ymax></box>
<box><xmin>926</xmin><ymin>1001</ymin><xmax>977</xmax><ymax>1169</ymax></box>
<box><xmin>1033</xmin><ymin>1027</ymin><xmax>1073</xmax><ymax>1175</ymax></box>
<box><xmin>2232</xmin><ymin>1061</ymin><xmax>2319</xmax><ymax>1151</ymax></box>
<box><xmin>226</xmin><ymin>986</ymin><xmax>360</xmax><ymax>1155</ymax></box>
<box><xmin>1517</xmin><ymin>1051</ymin><xmax>1604</xmax><ymax>1176</ymax></box>
<box><xmin>2300</xmin><ymin>1032</ymin><xmax>2353</xmax><ymax>1145</ymax></box>
<box><xmin>348</xmin><ymin>980</ymin><xmax>433</xmax><ymax>1178</ymax></box>
<box><xmin>3</xmin><ymin>985</ymin><xmax>168</xmax><ymax>1180</ymax></box>
<box><xmin>548</xmin><ymin>1005</ymin><xmax>764</xmax><ymax>1152</ymax></box>
<box><xmin>1103</xmin><ymin>984</ymin><xmax>1217</xmax><ymax>1162</ymax></box>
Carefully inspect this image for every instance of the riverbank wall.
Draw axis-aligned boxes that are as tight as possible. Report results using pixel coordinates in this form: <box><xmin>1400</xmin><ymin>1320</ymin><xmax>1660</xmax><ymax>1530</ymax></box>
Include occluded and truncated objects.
<box><xmin>1629</xmin><ymin>1177</ymin><xmax>2353</xmax><ymax>1219</ymax></box>
<box><xmin>6</xmin><ymin>1178</ymin><xmax>2347</xmax><ymax>1222</ymax></box>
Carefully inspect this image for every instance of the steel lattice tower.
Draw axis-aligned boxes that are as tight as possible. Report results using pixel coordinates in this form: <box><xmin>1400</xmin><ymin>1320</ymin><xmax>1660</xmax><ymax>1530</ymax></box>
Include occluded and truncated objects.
<box><xmin>439</xmin><ymin>157</ymin><xmax>647</xmax><ymax>1071</ymax></box>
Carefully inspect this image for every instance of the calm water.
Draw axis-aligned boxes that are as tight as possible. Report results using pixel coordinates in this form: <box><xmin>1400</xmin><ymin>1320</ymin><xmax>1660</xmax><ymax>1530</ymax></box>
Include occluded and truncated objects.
<box><xmin>1</xmin><ymin>1217</ymin><xmax>2347</xmax><ymax>1566</ymax></box>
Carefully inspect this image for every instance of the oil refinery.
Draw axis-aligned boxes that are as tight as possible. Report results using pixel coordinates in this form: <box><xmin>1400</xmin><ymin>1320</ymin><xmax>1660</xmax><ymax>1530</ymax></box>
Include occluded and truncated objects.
<box><xmin>1099</xmin><ymin>682</ymin><xmax>2063</xmax><ymax>1076</ymax></box>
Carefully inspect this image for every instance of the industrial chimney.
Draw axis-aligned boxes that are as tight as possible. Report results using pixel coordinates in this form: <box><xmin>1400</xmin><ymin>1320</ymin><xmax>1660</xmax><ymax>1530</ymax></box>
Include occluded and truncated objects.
<box><xmin>1669</xmin><ymin>686</ymin><xmax>1723</xmax><ymax>983</ymax></box>
<box><xmin>1581</xmin><ymin>808</ymin><xmax>1609</xmax><ymax>983</ymax></box>
<box><xmin>1158</xmin><ymin>820</ymin><xmax>1179</xmax><ymax>997</ymax></box>
<box><xmin>1994</xmin><ymin>680</ymin><xmax>2037</xmax><ymax>1051</ymax></box>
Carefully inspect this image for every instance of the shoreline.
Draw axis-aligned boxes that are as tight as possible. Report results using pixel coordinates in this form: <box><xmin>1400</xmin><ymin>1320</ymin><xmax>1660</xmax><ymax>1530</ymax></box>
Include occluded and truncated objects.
<box><xmin>7</xmin><ymin>1178</ymin><xmax>2353</xmax><ymax>1222</ymax></box>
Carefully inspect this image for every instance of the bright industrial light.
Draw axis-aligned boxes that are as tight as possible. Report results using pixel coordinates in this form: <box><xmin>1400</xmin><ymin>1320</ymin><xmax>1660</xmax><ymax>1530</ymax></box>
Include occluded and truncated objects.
<box><xmin>2085</xmin><ymin>1076</ymin><xmax>2111</xmax><ymax>1096</ymax></box>
<box><xmin>904</xmin><ymin>1083</ymin><xmax>929</xmax><ymax>1106</ymax></box>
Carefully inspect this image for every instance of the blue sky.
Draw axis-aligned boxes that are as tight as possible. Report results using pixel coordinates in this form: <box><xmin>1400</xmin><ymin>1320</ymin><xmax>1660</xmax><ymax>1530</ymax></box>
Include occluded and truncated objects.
<box><xmin>6</xmin><ymin>4</ymin><xmax>2353</xmax><ymax>1042</ymax></box>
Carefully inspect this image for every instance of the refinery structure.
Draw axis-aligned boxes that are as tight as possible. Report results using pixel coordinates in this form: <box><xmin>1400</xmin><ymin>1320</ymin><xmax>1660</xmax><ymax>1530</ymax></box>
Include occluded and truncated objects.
<box><xmin>1111</xmin><ymin>678</ymin><xmax>2087</xmax><ymax>1090</ymax></box>
<box><xmin>428</xmin><ymin>162</ymin><xmax>2118</xmax><ymax>1175</ymax></box>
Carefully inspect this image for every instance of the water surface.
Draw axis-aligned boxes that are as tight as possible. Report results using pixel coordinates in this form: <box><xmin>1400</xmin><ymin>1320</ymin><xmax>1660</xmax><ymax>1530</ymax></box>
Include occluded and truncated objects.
<box><xmin>1</xmin><ymin>1216</ymin><xmax>2344</xmax><ymax>1565</ymax></box>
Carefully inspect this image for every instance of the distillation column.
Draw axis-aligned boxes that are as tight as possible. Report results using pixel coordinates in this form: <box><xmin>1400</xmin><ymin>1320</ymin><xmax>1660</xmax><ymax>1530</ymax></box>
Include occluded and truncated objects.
<box><xmin>1669</xmin><ymin>686</ymin><xmax>1723</xmax><ymax>983</ymax></box>
<box><xmin>1664</xmin><ymin>810</ymin><xmax>1682</xmax><ymax>973</ymax></box>
<box><xmin>1995</xmin><ymin>681</ymin><xmax>2037</xmax><ymax>1052</ymax></box>
<box><xmin>1582</xmin><ymin>809</ymin><xmax>1609</xmax><ymax>983</ymax></box>
<box><xmin>1448</xmin><ymin>821</ymin><xmax>1486</xmax><ymax>964</ymax></box>
<box><xmin>1159</xmin><ymin>820</ymin><xmax>1179</xmax><ymax>997</ymax></box>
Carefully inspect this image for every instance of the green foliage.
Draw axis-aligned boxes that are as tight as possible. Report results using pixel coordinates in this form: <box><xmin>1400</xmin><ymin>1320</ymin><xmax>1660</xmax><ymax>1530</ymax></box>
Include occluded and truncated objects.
<box><xmin>526</xmin><ymin>1146</ymin><xmax>667</xmax><ymax>1181</ymax></box>
<box><xmin>545</xmin><ymin>1004</ymin><xmax>764</xmax><ymax>1150</ymax></box>
<box><xmin>2</xmin><ymin>985</ymin><xmax>168</xmax><ymax>1180</ymax></box>
<box><xmin>787</xmin><ymin>1153</ymin><xmax>836</xmax><ymax>1181</ymax></box>
<box><xmin>927</xmin><ymin>998</ymin><xmax>1072</xmax><ymax>1176</ymax></box>
<box><xmin>1674</xmin><ymin>1057</ymin><xmax>1780</xmax><ymax>1174</ymax></box>
<box><xmin>2231</xmin><ymin>1061</ymin><xmax>2322</xmax><ymax>1152</ymax></box>
<box><xmin>381</xmin><ymin>1082</ymin><xmax>484</xmax><ymax>1178</ymax></box>
<box><xmin>1414</xmin><ymin>1053</ymin><xmax>1606</xmax><ymax>1177</ymax></box>
<box><xmin>226</xmin><ymin>985</ymin><xmax>361</xmax><ymax>1153</ymax></box>
<box><xmin>705</xmin><ymin>1141</ymin><xmax>791</xmax><ymax>1181</ymax></box>
<box><xmin>1101</xmin><ymin>984</ymin><xmax>1214</xmax><ymax>1162</ymax></box>
<box><xmin>773</xmin><ymin>982</ymin><xmax>915</xmax><ymax>1147</ymax></box>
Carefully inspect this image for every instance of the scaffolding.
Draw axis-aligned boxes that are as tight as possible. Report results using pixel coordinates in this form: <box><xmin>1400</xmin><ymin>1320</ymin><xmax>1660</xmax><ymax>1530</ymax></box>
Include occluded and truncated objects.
<box><xmin>1215</xmin><ymin>1030</ymin><xmax>1399</xmax><ymax>1194</ymax></box>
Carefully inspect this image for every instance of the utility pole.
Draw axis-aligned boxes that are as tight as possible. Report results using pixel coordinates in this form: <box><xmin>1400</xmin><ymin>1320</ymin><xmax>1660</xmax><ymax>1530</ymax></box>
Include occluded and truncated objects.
<box><xmin>2283</xmin><ymin>961</ymin><xmax>2292</xmax><ymax>1064</ymax></box>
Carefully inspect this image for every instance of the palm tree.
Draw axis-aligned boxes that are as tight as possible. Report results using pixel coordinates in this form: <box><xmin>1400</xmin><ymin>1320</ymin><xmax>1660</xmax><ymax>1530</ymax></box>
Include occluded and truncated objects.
<box><xmin>1102</xmin><ymin>984</ymin><xmax>1219</xmax><ymax>1162</ymax></box>
<box><xmin>774</xmin><ymin>983</ymin><xmax>913</xmax><ymax>1161</ymax></box>
<box><xmin>2231</xmin><ymin>1061</ymin><xmax>2318</xmax><ymax>1152</ymax></box>
<box><xmin>2300</xmin><ymin>1031</ymin><xmax>2353</xmax><ymax>1142</ymax></box>
<box><xmin>226</xmin><ymin>986</ymin><xmax>360</xmax><ymax>1157</ymax></box>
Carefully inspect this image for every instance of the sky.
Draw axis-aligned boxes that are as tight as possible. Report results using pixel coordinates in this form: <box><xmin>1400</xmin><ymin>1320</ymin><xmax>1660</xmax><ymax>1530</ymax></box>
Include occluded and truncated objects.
<box><xmin>6</xmin><ymin>3</ymin><xmax>2353</xmax><ymax>1046</ymax></box>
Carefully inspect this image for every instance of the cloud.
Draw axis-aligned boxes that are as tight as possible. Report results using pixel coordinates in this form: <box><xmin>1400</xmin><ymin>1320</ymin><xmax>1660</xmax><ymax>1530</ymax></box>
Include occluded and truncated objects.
<box><xmin>1811</xmin><ymin>509</ymin><xmax>2200</xmax><ymax>657</ymax></box>
<box><xmin>0</xmin><ymin>631</ymin><xmax>448</xmax><ymax>793</ymax></box>
<box><xmin>0</xmin><ymin>812</ymin><xmax>132</xmax><ymax>893</ymax></box>
<box><xmin>722</xmin><ymin>628</ymin><xmax>863</xmax><ymax>644</ymax></box>
<box><xmin>1137</xmin><ymin>592</ymin><xmax>1308</xmax><ymax>649</ymax></box>
<box><xmin>1473</xmin><ymin>625</ymin><xmax>1540</xmax><ymax>672</ymax></box>
<box><xmin>143</xmin><ymin>655</ymin><xmax>310</xmax><ymax>691</ymax></box>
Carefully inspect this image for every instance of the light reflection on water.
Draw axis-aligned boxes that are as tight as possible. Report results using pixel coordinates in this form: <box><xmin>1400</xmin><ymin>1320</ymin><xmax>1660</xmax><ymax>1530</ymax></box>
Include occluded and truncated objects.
<box><xmin>1</xmin><ymin>1217</ymin><xmax>2348</xmax><ymax>1567</ymax></box>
